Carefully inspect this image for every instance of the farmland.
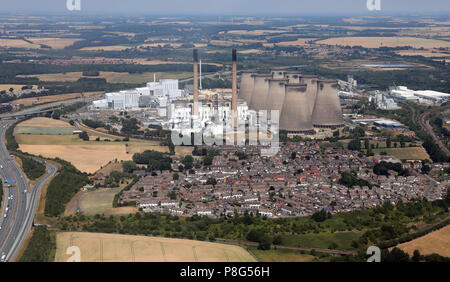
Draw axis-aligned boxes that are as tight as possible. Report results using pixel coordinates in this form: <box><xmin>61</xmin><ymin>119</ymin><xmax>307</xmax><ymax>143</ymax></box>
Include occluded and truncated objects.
<box><xmin>396</xmin><ymin>225</ymin><xmax>450</xmax><ymax>258</ymax></box>
<box><xmin>316</xmin><ymin>36</ymin><xmax>450</xmax><ymax>49</ymax></box>
<box><xmin>54</xmin><ymin>232</ymin><xmax>256</xmax><ymax>262</ymax></box>
<box><xmin>18</xmin><ymin>71</ymin><xmax>192</xmax><ymax>84</ymax></box>
<box><xmin>373</xmin><ymin>147</ymin><xmax>430</xmax><ymax>161</ymax></box>
<box><xmin>14</xmin><ymin>92</ymin><xmax>103</xmax><ymax>107</ymax></box>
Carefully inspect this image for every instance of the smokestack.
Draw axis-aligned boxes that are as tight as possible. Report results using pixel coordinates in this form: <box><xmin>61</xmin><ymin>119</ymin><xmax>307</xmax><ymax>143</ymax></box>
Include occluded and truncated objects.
<box><xmin>249</xmin><ymin>74</ymin><xmax>272</xmax><ymax>111</ymax></box>
<box><xmin>300</xmin><ymin>75</ymin><xmax>319</xmax><ymax>116</ymax></box>
<box><xmin>266</xmin><ymin>78</ymin><xmax>289</xmax><ymax>111</ymax></box>
<box><xmin>311</xmin><ymin>80</ymin><xmax>344</xmax><ymax>128</ymax></box>
<box><xmin>238</xmin><ymin>70</ymin><xmax>257</xmax><ymax>106</ymax></box>
<box><xmin>232</xmin><ymin>48</ymin><xmax>238</xmax><ymax>130</ymax></box>
<box><xmin>193</xmin><ymin>49</ymin><xmax>199</xmax><ymax>116</ymax></box>
<box><xmin>284</xmin><ymin>71</ymin><xmax>302</xmax><ymax>84</ymax></box>
<box><xmin>280</xmin><ymin>84</ymin><xmax>314</xmax><ymax>132</ymax></box>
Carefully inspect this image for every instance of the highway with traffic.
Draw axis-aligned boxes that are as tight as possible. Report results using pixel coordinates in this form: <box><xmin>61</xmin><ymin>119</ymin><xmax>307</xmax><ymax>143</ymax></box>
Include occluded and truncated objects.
<box><xmin>0</xmin><ymin>118</ymin><xmax>58</xmax><ymax>262</ymax></box>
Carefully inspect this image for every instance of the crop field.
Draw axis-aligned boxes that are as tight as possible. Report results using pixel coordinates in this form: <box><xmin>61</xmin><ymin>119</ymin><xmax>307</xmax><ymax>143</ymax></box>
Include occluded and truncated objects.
<box><xmin>396</xmin><ymin>225</ymin><xmax>450</xmax><ymax>257</ymax></box>
<box><xmin>15</xmin><ymin>117</ymin><xmax>75</xmax><ymax>135</ymax></box>
<box><xmin>316</xmin><ymin>37</ymin><xmax>450</xmax><ymax>49</ymax></box>
<box><xmin>18</xmin><ymin>117</ymin><xmax>72</xmax><ymax>128</ymax></box>
<box><xmin>0</xmin><ymin>84</ymin><xmax>37</xmax><ymax>92</ymax></box>
<box><xmin>25</xmin><ymin>37</ymin><xmax>82</xmax><ymax>49</ymax></box>
<box><xmin>18</xmin><ymin>71</ymin><xmax>191</xmax><ymax>84</ymax></box>
<box><xmin>0</xmin><ymin>38</ymin><xmax>40</xmax><ymax>49</ymax></box>
<box><xmin>55</xmin><ymin>232</ymin><xmax>256</xmax><ymax>262</ymax></box>
<box><xmin>80</xmin><ymin>45</ymin><xmax>131</xmax><ymax>51</ymax></box>
<box><xmin>19</xmin><ymin>144</ymin><xmax>130</xmax><ymax>173</ymax></box>
<box><xmin>276</xmin><ymin>38</ymin><xmax>317</xmax><ymax>47</ymax></box>
<box><xmin>14</xmin><ymin>92</ymin><xmax>102</xmax><ymax>107</ymax></box>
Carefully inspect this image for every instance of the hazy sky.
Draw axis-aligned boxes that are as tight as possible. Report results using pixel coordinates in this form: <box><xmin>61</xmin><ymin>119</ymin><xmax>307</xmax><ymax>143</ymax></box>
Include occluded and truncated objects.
<box><xmin>1</xmin><ymin>0</ymin><xmax>450</xmax><ymax>15</ymax></box>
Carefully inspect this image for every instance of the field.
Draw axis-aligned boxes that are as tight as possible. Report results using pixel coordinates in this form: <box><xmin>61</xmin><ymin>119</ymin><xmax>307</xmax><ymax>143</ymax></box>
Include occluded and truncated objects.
<box><xmin>65</xmin><ymin>184</ymin><xmax>137</xmax><ymax>216</ymax></box>
<box><xmin>0</xmin><ymin>84</ymin><xmax>37</xmax><ymax>92</ymax></box>
<box><xmin>14</xmin><ymin>92</ymin><xmax>102</xmax><ymax>107</ymax></box>
<box><xmin>373</xmin><ymin>147</ymin><xmax>430</xmax><ymax>161</ymax></box>
<box><xmin>15</xmin><ymin>117</ymin><xmax>75</xmax><ymax>135</ymax></box>
<box><xmin>0</xmin><ymin>38</ymin><xmax>40</xmax><ymax>49</ymax></box>
<box><xmin>248</xmin><ymin>246</ymin><xmax>317</xmax><ymax>262</ymax></box>
<box><xmin>54</xmin><ymin>232</ymin><xmax>256</xmax><ymax>262</ymax></box>
<box><xmin>276</xmin><ymin>38</ymin><xmax>317</xmax><ymax>47</ymax></box>
<box><xmin>280</xmin><ymin>231</ymin><xmax>362</xmax><ymax>251</ymax></box>
<box><xmin>25</xmin><ymin>38</ymin><xmax>82</xmax><ymax>49</ymax></box>
<box><xmin>80</xmin><ymin>45</ymin><xmax>131</xmax><ymax>51</ymax></box>
<box><xmin>18</xmin><ymin>71</ymin><xmax>191</xmax><ymax>84</ymax></box>
<box><xmin>396</xmin><ymin>225</ymin><xmax>450</xmax><ymax>257</ymax></box>
<box><xmin>316</xmin><ymin>37</ymin><xmax>450</xmax><ymax>49</ymax></box>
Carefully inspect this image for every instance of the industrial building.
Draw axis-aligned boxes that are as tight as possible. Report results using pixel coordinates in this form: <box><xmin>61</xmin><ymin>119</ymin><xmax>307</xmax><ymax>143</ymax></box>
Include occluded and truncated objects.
<box><xmin>389</xmin><ymin>86</ymin><xmax>450</xmax><ymax>104</ymax></box>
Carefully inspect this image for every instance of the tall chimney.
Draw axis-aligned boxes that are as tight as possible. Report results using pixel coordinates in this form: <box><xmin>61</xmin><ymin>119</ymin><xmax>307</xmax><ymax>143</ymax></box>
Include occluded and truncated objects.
<box><xmin>232</xmin><ymin>48</ymin><xmax>238</xmax><ymax>127</ymax></box>
<box><xmin>193</xmin><ymin>49</ymin><xmax>199</xmax><ymax>116</ymax></box>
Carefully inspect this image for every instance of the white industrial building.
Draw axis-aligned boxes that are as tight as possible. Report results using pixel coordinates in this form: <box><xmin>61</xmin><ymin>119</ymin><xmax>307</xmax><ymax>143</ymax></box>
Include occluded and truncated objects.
<box><xmin>91</xmin><ymin>78</ymin><xmax>183</xmax><ymax>110</ymax></box>
<box><xmin>389</xmin><ymin>86</ymin><xmax>450</xmax><ymax>104</ymax></box>
<box><xmin>371</xmin><ymin>91</ymin><xmax>399</xmax><ymax>110</ymax></box>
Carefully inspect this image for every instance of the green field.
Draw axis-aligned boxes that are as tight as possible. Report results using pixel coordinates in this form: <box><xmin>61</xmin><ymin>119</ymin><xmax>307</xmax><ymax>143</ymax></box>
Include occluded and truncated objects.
<box><xmin>79</xmin><ymin>187</ymin><xmax>123</xmax><ymax>215</ymax></box>
<box><xmin>248</xmin><ymin>246</ymin><xmax>319</xmax><ymax>262</ymax></box>
<box><xmin>280</xmin><ymin>231</ymin><xmax>362</xmax><ymax>251</ymax></box>
<box><xmin>373</xmin><ymin>147</ymin><xmax>430</xmax><ymax>160</ymax></box>
<box><xmin>14</xmin><ymin>126</ymin><xmax>75</xmax><ymax>135</ymax></box>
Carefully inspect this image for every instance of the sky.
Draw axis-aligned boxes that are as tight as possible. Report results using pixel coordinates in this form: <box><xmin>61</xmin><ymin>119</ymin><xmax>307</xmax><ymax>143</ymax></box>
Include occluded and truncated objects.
<box><xmin>1</xmin><ymin>0</ymin><xmax>449</xmax><ymax>15</ymax></box>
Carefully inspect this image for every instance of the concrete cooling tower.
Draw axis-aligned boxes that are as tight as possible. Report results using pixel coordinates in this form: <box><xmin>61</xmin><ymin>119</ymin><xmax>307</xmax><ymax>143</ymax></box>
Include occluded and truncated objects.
<box><xmin>280</xmin><ymin>84</ymin><xmax>314</xmax><ymax>132</ymax></box>
<box><xmin>284</xmin><ymin>71</ymin><xmax>302</xmax><ymax>84</ymax></box>
<box><xmin>270</xmin><ymin>69</ymin><xmax>286</xmax><ymax>79</ymax></box>
<box><xmin>311</xmin><ymin>80</ymin><xmax>344</xmax><ymax>128</ymax></box>
<box><xmin>239</xmin><ymin>70</ymin><xmax>257</xmax><ymax>105</ymax></box>
<box><xmin>249</xmin><ymin>74</ymin><xmax>272</xmax><ymax>111</ymax></box>
<box><xmin>300</xmin><ymin>75</ymin><xmax>319</xmax><ymax>116</ymax></box>
<box><xmin>265</xmin><ymin>78</ymin><xmax>289</xmax><ymax>112</ymax></box>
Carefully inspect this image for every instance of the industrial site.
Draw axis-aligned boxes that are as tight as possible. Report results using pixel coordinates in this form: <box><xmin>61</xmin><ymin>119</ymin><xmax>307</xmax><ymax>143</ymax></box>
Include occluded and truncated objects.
<box><xmin>0</xmin><ymin>3</ymin><xmax>449</xmax><ymax>265</ymax></box>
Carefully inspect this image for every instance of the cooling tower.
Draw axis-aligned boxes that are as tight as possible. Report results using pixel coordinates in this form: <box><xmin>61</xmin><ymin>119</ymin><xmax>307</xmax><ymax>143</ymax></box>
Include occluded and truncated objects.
<box><xmin>238</xmin><ymin>70</ymin><xmax>257</xmax><ymax>106</ymax></box>
<box><xmin>265</xmin><ymin>78</ymin><xmax>289</xmax><ymax>111</ymax></box>
<box><xmin>284</xmin><ymin>71</ymin><xmax>302</xmax><ymax>84</ymax></box>
<box><xmin>270</xmin><ymin>68</ymin><xmax>286</xmax><ymax>79</ymax></box>
<box><xmin>280</xmin><ymin>84</ymin><xmax>314</xmax><ymax>132</ymax></box>
<box><xmin>311</xmin><ymin>80</ymin><xmax>344</xmax><ymax>128</ymax></box>
<box><xmin>300</xmin><ymin>75</ymin><xmax>319</xmax><ymax>116</ymax></box>
<box><xmin>193</xmin><ymin>49</ymin><xmax>199</xmax><ymax>116</ymax></box>
<box><xmin>249</xmin><ymin>74</ymin><xmax>272</xmax><ymax>111</ymax></box>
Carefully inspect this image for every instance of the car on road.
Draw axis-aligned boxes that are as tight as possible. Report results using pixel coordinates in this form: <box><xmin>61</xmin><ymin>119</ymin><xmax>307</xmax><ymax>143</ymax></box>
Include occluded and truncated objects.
<box><xmin>1</xmin><ymin>254</ymin><xmax>6</xmax><ymax>262</ymax></box>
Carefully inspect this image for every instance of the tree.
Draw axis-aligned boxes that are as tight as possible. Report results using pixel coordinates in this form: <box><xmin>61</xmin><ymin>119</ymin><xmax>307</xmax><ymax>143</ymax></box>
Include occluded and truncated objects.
<box><xmin>348</xmin><ymin>138</ymin><xmax>361</xmax><ymax>151</ymax></box>
<box><xmin>206</xmin><ymin>177</ymin><xmax>217</xmax><ymax>186</ymax></box>
<box><xmin>386</xmin><ymin>135</ymin><xmax>392</xmax><ymax>148</ymax></box>
<box><xmin>122</xmin><ymin>161</ymin><xmax>137</xmax><ymax>173</ymax></box>
<box><xmin>181</xmin><ymin>155</ymin><xmax>193</xmax><ymax>170</ymax></box>
<box><xmin>173</xmin><ymin>173</ymin><xmax>179</xmax><ymax>180</ymax></box>
<box><xmin>79</xmin><ymin>131</ymin><xmax>89</xmax><ymax>141</ymax></box>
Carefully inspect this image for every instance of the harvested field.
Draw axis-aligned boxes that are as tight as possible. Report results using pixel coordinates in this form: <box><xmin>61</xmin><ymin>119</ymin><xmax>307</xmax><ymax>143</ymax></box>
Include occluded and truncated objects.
<box><xmin>55</xmin><ymin>232</ymin><xmax>256</xmax><ymax>262</ymax></box>
<box><xmin>15</xmin><ymin>127</ymin><xmax>75</xmax><ymax>135</ymax></box>
<box><xmin>0</xmin><ymin>84</ymin><xmax>37</xmax><ymax>92</ymax></box>
<box><xmin>396</xmin><ymin>49</ymin><xmax>450</xmax><ymax>58</ymax></box>
<box><xmin>0</xmin><ymin>38</ymin><xmax>40</xmax><ymax>49</ymax></box>
<box><xmin>25</xmin><ymin>38</ymin><xmax>82</xmax><ymax>49</ymax></box>
<box><xmin>18</xmin><ymin>71</ymin><xmax>191</xmax><ymax>84</ymax></box>
<box><xmin>316</xmin><ymin>36</ymin><xmax>450</xmax><ymax>49</ymax></box>
<box><xmin>19</xmin><ymin>144</ymin><xmax>130</xmax><ymax>173</ymax></box>
<box><xmin>396</xmin><ymin>225</ymin><xmax>450</xmax><ymax>257</ymax></box>
<box><xmin>80</xmin><ymin>45</ymin><xmax>131</xmax><ymax>51</ymax></box>
<box><xmin>17</xmin><ymin>117</ymin><xmax>72</xmax><ymax>128</ymax></box>
<box><xmin>14</xmin><ymin>92</ymin><xmax>102</xmax><ymax>107</ymax></box>
<box><xmin>227</xmin><ymin>29</ymin><xmax>286</xmax><ymax>35</ymax></box>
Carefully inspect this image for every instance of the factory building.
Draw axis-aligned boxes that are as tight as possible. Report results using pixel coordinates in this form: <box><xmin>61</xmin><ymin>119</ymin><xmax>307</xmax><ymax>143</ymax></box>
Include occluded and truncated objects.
<box><xmin>389</xmin><ymin>86</ymin><xmax>450</xmax><ymax>104</ymax></box>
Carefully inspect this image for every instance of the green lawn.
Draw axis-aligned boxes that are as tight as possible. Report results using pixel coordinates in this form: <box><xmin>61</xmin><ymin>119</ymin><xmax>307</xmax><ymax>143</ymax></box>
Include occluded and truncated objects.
<box><xmin>14</xmin><ymin>126</ymin><xmax>74</xmax><ymax>135</ymax></box>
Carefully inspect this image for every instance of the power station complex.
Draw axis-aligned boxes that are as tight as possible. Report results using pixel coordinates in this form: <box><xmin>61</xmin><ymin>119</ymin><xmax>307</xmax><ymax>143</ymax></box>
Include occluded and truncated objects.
<box><xmin>92</xmin><ymin>48</ymin><xmax>344</xmax><ymax>137</ymax></box>
<box><xmin>185</xmin><ymin>48</ymin><xmax>344</xmax><ymax>135</ymax></box>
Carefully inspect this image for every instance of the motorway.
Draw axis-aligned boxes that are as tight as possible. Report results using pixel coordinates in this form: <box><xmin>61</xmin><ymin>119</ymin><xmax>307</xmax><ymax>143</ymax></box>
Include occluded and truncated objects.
<box><xmin>0</xmin><ymin>117</ymin><xmax>59</xmax><ymax>262</ymax></box>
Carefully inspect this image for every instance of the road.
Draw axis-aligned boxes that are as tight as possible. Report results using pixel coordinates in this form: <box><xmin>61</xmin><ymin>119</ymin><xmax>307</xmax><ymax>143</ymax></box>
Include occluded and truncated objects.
<box><xmin>418</xmin><ymin>105</ymin><xmax>450</xmax><ymax>158</ymax></box>
<box><xmin>0</xmin><ymin>116</ymin><xmax>58</xmax><ymax>262</ymax></box>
